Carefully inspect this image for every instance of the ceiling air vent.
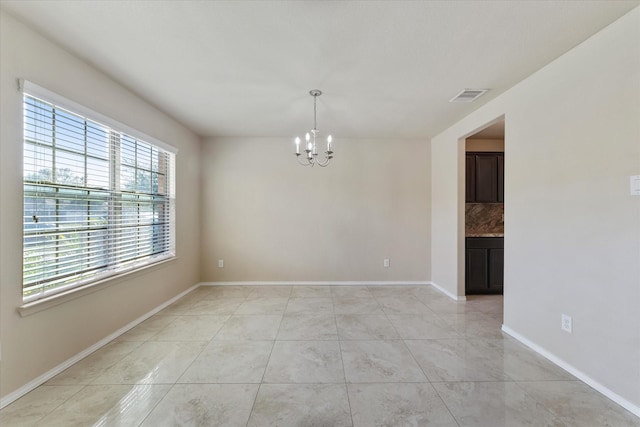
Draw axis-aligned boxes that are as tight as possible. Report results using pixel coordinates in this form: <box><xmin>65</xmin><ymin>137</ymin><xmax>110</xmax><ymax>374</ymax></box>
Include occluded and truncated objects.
<box><xmin>449</xmin><ymin>89</ymin><xmax>489</xmax><ymax>103</ymax></box>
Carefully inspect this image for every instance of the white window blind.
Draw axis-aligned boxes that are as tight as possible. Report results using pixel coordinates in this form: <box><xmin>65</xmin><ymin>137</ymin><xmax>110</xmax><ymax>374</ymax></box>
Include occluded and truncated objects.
<box><xmin>22</xmin><ymin>83</ymin><xmax>176</xmax><ymax>303</ymax></box>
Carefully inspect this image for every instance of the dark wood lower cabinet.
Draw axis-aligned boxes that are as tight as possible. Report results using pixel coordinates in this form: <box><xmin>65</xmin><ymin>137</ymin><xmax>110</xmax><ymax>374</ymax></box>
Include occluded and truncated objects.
<box><xmin>488</xmin><ymin>248</ymin><xmax>504</xmax><ymax>292</ymax></box>
<box><xmin>466</xmin><ymin>248</ymin><xmax>488</xmax><ymax>293</ymax></box>
<box><xmin>466</xmin><ymin>237</ymin><xmax>503</xmax><ymax>294</ymax></box>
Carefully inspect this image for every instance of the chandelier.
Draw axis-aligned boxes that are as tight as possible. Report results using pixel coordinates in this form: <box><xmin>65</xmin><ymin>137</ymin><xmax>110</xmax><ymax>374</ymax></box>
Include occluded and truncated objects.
<box><xmin>295</xmin><ymin>89</ymin><xmax>333</xmax><ymax>167</ymax></box>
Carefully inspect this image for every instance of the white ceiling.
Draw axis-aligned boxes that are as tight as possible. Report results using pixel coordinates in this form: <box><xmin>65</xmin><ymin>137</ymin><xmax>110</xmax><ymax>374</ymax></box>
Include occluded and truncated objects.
<box><xmin>1</xmin><ymin>1</ymin><xmax>637</xmax><ymax>139</ymax></box>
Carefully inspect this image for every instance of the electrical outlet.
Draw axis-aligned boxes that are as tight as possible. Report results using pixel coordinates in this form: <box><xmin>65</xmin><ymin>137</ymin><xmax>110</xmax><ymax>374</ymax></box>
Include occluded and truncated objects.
<box><xmin>218</xmin><ymin>259</ymin><xmax>224</xmax><ymax>268</ymax></box>
<box><xmin>561</xmin><ymin>314</ymin><xmax>572</xmax><ymax>333</ymax></box>
<box><xmin>383</xmin><ymin>258</ymin><xmax>390</xmax><ymax>268</ymax></box>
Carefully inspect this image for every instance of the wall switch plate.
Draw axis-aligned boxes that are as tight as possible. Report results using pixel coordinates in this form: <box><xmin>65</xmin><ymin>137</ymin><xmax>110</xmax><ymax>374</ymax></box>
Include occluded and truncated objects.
<box><xmin>561</xmin><ymin>314</ymin><xmax>572</xmax><ymax>333</ymax></box>
<box><xmin>383</xmin><ymin>258</ymin><xmax>390</xmax><ymax>268</ymax></box>
<box><xmin>630</xmin><ymin>175</ymin><xmax>640</xmax><ymax>196</ymax></box>
<box><xmin>218</xmin><ymin>259</ymin><xmax>224</xmax><ymax>268</ymax></box>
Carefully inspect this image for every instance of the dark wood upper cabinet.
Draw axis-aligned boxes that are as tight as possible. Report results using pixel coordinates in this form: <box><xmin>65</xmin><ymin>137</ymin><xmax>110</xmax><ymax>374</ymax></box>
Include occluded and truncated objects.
<box><xmin>465</xmin><ymin>155</ymin><xmax>475</xmax><ymax>203</ymax></box>
<box><xmin>497</xmin><ymin>154</ymin><xmax>504</xmax><ymax>203</ymax></box>
<box><xmin>466</xmin><ymin>152</ymin><xmax>504</xmax><ymax>203</ymax></box>
<box><xmin>475</xmin><ymin>155</ymin><xmax>498</xmax><ymax>202</ymax></box>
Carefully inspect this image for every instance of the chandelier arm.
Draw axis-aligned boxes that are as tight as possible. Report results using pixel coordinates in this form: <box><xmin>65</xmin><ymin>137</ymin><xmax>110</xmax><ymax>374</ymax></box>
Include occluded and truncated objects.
<box><xmin>296</xmin><ymin>155</ymin><xmax>314</xmax><ymax>166</ymax></box>
<box><xmin>315</xmin><ymin>155</ymin><xmax>331</xmax><ymax>167</ymax></box>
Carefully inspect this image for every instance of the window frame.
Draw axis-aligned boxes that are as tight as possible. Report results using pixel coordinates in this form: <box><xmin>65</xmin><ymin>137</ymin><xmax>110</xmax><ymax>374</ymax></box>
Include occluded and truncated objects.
<box><xmin>20</xmin><ymin>80</ymin><xmax>178</xmax><ymax>305</ymax></box>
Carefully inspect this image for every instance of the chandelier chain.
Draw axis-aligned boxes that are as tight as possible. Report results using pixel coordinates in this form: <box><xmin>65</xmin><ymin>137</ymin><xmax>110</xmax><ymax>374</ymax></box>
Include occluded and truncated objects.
<box><xmin>314</xmin><ymin>94</ymin><xmax>317</xmax><ymax>131</ymax></box>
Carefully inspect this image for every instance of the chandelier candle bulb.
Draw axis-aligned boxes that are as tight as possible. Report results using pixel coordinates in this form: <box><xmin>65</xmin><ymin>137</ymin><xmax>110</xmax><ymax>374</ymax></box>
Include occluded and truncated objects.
<box><xmin>327</xmin><ymin>135</ymin><xmax>332</xmax><ymax>152</ymax></box>
<box><xmin>295</xmin><ymin>137</ymin><xmax>300</xmax><ymax>154</ymax></box>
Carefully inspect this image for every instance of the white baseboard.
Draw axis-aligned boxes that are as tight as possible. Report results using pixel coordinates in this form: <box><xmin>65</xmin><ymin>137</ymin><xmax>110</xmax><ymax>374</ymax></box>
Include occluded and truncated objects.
<box><xmin>200</xmin><ymin>281</ymin><xmax>431</xmax><ymax>286</ymax></box>
<box><xmin>0</xmin><ymin>283</ymin><xmax>199</xmax><ymax>410</ymax></box>
<box><xmin>501</xmin><ymin>325</ymin><xmax>640</xmax><ymax>418</ymax></box>
<box><xmin>201</xmin><ymin>281</ymin><xmax>467</xmax><ymax>302</ymax></box>
<box><xmin>430</xmin><ymin>281</ymin><xmax>466</xmax><ymax>301</ymax></box>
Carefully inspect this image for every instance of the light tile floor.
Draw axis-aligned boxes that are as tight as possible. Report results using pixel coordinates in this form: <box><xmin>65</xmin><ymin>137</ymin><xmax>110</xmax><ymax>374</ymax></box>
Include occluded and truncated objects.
<box><xmin>1</xmin><ymin>285</ymin><xmax>638</xmax><ymax>426</ymax></box>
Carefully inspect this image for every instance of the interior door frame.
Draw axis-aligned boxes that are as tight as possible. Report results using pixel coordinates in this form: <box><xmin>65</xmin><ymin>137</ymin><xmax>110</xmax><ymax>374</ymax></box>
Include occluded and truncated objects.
<box><xmin>457</xmin><ymin>115</ymin><xmax>505</xmax><ymax>298</ymax></box>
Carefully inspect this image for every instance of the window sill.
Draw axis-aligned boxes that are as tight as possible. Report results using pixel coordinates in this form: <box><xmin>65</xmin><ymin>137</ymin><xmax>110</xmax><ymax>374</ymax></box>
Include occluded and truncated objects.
<box><xmin>17</xmin><ymin>256</ymin><xmax>177</xmax><ymax>317</ymax></box>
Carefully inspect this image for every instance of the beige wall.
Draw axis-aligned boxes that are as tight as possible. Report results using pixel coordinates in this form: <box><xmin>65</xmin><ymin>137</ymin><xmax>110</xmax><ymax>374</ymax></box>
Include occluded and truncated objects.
<box><xmin>200</xmin><ymin>137</ymin><xmax>430</xmax><ymax>282</ymax></box>
<box><xmin>0</xmin><ymin>11</ymin><xmax>202</xmax><ymax>399</ymax></box>
<box><xmin>431</xmin><ymin>8</ymin><xmax>640</xmax><ymax>411</ymax></box>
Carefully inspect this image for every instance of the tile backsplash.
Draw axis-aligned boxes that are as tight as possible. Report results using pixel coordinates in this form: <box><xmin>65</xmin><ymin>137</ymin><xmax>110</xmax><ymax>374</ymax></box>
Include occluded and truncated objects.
<box><xmin>466</xmin><ymin>203</ymin><xmax>504</xmax><ymax>236</ymax></box>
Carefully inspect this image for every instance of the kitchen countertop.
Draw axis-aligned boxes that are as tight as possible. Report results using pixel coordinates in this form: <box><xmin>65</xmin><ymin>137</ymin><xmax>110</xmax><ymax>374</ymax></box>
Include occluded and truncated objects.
<box><xmin>466</xmin><ymin>233</ymin><xmax>504</xmax><ymax>238</ymax></box>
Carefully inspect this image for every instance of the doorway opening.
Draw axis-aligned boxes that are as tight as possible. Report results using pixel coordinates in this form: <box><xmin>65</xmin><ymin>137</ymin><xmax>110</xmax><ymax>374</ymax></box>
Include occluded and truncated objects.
<box><xmin>462</xmin><ymin>118</ymin><xmax>505</xmax><ymax>311</ymax></box>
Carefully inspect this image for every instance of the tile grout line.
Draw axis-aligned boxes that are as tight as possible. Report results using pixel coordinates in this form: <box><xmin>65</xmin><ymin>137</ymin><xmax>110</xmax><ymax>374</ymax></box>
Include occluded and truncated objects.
<box><xmin>332</xmin><ymin>294</ymin><xmax>356</xmax><ymax>427</ymax></box>
<box><xmin>429</xmin><ymin>381</ymin><xmax>463</xmax><ymax>427</ymax></box>
<box><xmin>371</xmin><ymin>289</ymin><xmax>405</xmax><ymax>341</ymax></box>
<box><xmin>242</xmin><ymin>385</ymin><xmax>261</xmax><ymax>427</ymax></box>
<box><xmin>135</xmin><ymin>385</ymin><xmax>173</xmax><ymax>427</ymax></box>
<box><xmin>509</xmin><ymin>380</ymin><xmax>571</xmax><ymax>426</ymax></box>
<box><xmin>367</xmin><ymin>286</ymin><xmax>462</xmax><ymax>427</ymax></box>
<box><xmin>26</xmin><ymin>384</ymin><xmax>88</xmax><ymax>426</ymax></box>
<box><xmin>243</xmin><ymin>288</ymin><xmax>291</xmax><ymax>426</ymax></box>
<box><xmin>337</xmin><ymin>339</ymin><xmax>355</xmax><ymax>426</ymax></box>
<box><xmin>377</xmin><ymin>287</ymin><xmax>461</xmax><ymax>427</ymax></box>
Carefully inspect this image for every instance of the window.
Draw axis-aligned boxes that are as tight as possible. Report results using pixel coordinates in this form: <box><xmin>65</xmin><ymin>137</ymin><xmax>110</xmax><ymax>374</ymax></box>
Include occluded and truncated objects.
<box><xmin>22</xmin><ymin>82</ymin><xmax>176</xmax><ymax>303</ymax></box>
